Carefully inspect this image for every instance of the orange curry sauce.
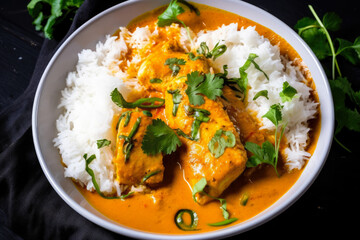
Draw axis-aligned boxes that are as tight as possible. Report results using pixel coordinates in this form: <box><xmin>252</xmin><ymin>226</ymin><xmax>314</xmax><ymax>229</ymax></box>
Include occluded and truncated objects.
<box><xmin>76</xmin><ymin>3</ymin><xmax>321</xmax><ymax>234</ymax></box>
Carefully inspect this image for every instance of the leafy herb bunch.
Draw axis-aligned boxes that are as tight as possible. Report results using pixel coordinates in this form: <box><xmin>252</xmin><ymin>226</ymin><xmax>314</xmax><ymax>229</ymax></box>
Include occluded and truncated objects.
<box><xmin>295</xmin><ymin>5</ymin><xmax>360</xmax><ymax>151</ymax></box>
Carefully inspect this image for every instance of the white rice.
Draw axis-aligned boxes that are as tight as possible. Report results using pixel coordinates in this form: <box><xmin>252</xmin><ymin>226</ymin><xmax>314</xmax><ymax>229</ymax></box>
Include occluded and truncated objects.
<box><xmin>196</xmin><ymin>23</ymin><xmax>318</xmax><ymax>170</ymax></box>
<box><xmin>54</xmin><ymin>23</ymin><xmax>318</xmax><ymax>192</ymax></box>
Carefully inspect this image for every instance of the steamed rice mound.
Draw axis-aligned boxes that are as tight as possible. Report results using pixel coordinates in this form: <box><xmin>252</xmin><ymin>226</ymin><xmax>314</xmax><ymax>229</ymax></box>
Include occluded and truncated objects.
<box><xmin>53</xmin><ymin>23</ymin><xmax>317</xmax><ymax>194</ymax></box>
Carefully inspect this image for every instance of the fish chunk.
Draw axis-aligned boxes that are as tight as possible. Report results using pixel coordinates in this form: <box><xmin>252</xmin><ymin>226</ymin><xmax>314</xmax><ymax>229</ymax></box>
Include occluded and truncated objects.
<box><xmin>113</xmin><ymin>110</ymin><xmax>164</xmax><ymax>186</ymax></box>
<box><xmin>165</xmin><ymin>81</ymin><xmax>248</xmax><ymax>204</ymax></box>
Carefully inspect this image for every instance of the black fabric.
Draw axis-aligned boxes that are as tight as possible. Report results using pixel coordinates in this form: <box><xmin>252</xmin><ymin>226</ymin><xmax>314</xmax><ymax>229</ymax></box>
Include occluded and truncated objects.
<box><xmin>0</xmin><ymin>1</ymin><xmax>131</xmax><ymax>239</ymax></box>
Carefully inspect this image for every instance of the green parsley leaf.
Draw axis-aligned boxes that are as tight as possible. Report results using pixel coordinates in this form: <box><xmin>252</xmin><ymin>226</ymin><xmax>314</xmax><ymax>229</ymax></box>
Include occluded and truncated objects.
<box><xmin>185</xmin><ymin>71</ymin><xmax>224</xmax><ymax>106</ymax></box>
<box><xmin>253</xmin><ymin>90</ymin><xmax>269</xmax><ymax>100</ymax></box>
<box><xmin>96</xmin><ymin>139</ymin><xmax>111</xmax><ymax>149</ymax></box>
<box><xmin>279</xmin><ymin>81</ymin><xmax>297</xmax><ymax>102</ymax></box>
<box><xmin>27</xmin><ymin>0</ymin><xmax>84</xmax><ymax>39</ymax></box>
<box><xmin>142</xmin><ymin>119</ymin><xmax>182</xmax><ymax>155</ymax></box>
<box><xmin>111</xmin><ymin>88</ymin><xmax>165</xmax><ymax>109</ymax></box>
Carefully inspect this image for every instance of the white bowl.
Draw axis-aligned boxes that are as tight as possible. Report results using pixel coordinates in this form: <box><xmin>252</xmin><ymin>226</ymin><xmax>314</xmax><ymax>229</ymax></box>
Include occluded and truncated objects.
<box><xmin>32</xmin><ymin>0</ymin><xmax>334</xmax><ymax>239</ymax></box>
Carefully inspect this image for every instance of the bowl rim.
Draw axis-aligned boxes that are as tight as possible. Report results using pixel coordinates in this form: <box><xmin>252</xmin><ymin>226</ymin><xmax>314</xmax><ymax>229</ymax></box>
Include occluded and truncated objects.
<box><xmin>32</xmin><ymin>0</ymin><xmax>334</xmax><ymax>239</ymax></box>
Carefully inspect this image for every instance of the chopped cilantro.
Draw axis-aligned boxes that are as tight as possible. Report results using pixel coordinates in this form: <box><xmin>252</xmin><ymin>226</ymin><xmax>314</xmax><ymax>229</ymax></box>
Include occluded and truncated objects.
<box><xmin>253</xmin><ymin>90</ymin><xmax>269</xmax><ymax>100</ymax></box>
<box><xmin>279</xmin><ymin>81</ymin><xmax>297</xmax><ymax>102</ymax></box>
<box><xmin>167</xmin><ymin>89</ymin><xmax>183</xmax><ymax>116</ymax></box>
<box><xmin>196</xmin><ymin>41</ymin><xmax>227</xmax><ymax>60</ymax></box>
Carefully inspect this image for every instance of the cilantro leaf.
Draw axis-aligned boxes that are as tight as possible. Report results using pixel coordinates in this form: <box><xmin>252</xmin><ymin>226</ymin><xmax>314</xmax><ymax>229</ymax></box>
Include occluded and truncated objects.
<box><xmin>336</xmin><ymin>37</ymin><xmax>360</xmax><ymax>65</ymax></box>
<box><xmin>157</xmin><ymin>0</ymin><xmax>185</xmax><ymax>27</ymax></box>
<box><xmin>208</xmin><ymin>130</ymin><xmax>236</xmax><ymax>158</ymax></box>
<box><xmin>322</xmin><ymin>12</ymin><xmax>342</xmax><ymax>32</ymax></box>
<box><xmin>27</xmin><ymin>0</ymin><xmax>84</xmax><ymax>39</ymax></box>
<box><xmin>185</xmin><ymin>71</ymin><xmax>224</xmax><ymax>106</ymax></box>
<box><xmin>245</xmin><ymin>141</ymin><xmax>276</xmax><ymax>168</ymax></box>
<box><xmin>279</xmin><ymin>81</ymin><xmax>298</xmax><ymax>102</ymax></box>
<box><xmin>262</xmin><ymin>104</ymin><xmax>283</xmax><ymax>126</ymax></box>
<box><xmin>142</xmin><ymin>119</ymin><xmax>182</xmax><ymax>155</ymax></box>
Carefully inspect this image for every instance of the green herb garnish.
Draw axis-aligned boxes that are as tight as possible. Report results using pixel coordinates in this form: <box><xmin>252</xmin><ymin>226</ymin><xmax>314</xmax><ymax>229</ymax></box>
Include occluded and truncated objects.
<box><xmin>167</xmin><ymin>89</ymin><xmax>183</xmax><ymax>116</ymax></box>
<box><xmin>142</xmin><ymin>119</ymin><xmax>182</xmax><ymax>155</ymax></box>
<box><xmin>197</xmin><ymin>41</ymin><xmax>227</xmax><ymax>60</ymax></box>
<box><xmin>141</xmin><ymin>170</ymin><xmax>162</xmax><ymax>184</ymax></box>
<box><xmin>157</xmin><ymin>0</ymin><xmax>199</xmax><ymax>41</ymax></box>
<box><xmin>119</xmin><ymin>117</ymin><xmax>141</xmax><ymax>162</ymax></box>
<box><xmin>111</xmin><ymin>88</ymin><xmax>165</xmax><ymax>109</ymax></box>
<box><xmin>27</xmin><ymin>0</ymin><xmax>84</xmax><ymax>39</ymax></box>
<box><xmin>279</xmin><ymin>81</ymin><xmax>297</xmax><ymax>103</ymax></box>
<box><xmin>184</xmin><ymin>105</ymin><xmax>210</xmax><ymax>141</ymax></box>
<box><xmin>246</xmin><ymin>104</ymin><xmax>286</xmax><ymax>176</ymax></box>
<box><xmin>150</xmin><ymin>78</ymin><xmax>162</xmax><ymax>84</ymax></box>
<box><xmin>165</xmin><ymin>58</ymin><xmax>186</xmax><ymax>76</ymax></box>
<box><xmin>295</xmin><ymin>5</ymin><xmax>360</xmax><ymax>151</ymax></box>
<box><xmin>84</xmin><ymin>154</ymin><xmax>133</xmax><ymax>199</ymax></box>
<box><xmin>207</xmin><ymin>218</ymin><xmax>238</xmax><ymax>227</ymax></box>
<box><xmin>253</xmin><ymin>90</ymin><xmax>269</xmax><ymax>100</ymax></box>
<box><xmin>208</xmin><ymin>129</ymin><xmax>236</xmax><ymax>158</ymax></box>
<box><xmin>116</xmin><ymin>111</ymin><xmax>132</xmax><ymax>130</ymax></box>
<box><xmin>96</xmin><ymin>139</ymin><xmax>111</xmax><ymax>149</ymax></box>
<box><xmin>237</xmin><ymin>53</ymin><xmax>269</xmax><ymax>101</ymax></box>
<box><xmin>187</xmin><ymin>52</ymin><xmax>201</xmax><ymax>61</ymax></box>
<box><xmin>185</xmin><ymin>71</ymin><xmax>224</xmax><ymax>106</ymax></box>
<box><xmin>192</xmin><ymin>178</ymin><xmax>234</xmax><ymax>223</ymax></box>
<box><xmin>174</xmin><ymin>209</ymin><xmax>199</xmax><ymax>231</ymax></box>
<box><xmin>240</xmin><ymin>192</ymin><xmax>250</xmax><ymax>206</ymax></box>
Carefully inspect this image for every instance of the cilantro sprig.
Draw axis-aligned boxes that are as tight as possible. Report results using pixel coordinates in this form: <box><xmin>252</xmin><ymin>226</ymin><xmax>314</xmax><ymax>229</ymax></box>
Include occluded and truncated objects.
<box><xmin>246</xmin><ymin>104</ymin><xmax>286</xmax><ymax>176</ymax></box>
<box><xmin>185</xmin><ymin>71</ymin><xmax>224</xmax><ymax>106</ymax></box>
<box><xmin>27</xmin><ymin>0</ymin><xmax>84</xmax><ymax>39</ymax></box>
<box><xmin>295</xmin><ymin>5</ymin><xmax>360</xmax><ymax>151</ymax></box>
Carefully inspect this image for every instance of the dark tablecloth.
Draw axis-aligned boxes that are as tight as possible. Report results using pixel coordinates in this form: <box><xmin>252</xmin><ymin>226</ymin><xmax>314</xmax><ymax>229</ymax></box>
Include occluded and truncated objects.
<box><xmin>1</xmin><ymin>0</ymin><xmax>360</xmax><ymax>239</ymax></box>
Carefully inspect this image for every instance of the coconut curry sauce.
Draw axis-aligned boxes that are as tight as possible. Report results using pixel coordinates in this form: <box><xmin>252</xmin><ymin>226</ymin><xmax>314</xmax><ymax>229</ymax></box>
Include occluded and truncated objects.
<box><xmin>76</xmin><ymin>3</ymin><xmax>320</xmax><ymax>234</ymax></box>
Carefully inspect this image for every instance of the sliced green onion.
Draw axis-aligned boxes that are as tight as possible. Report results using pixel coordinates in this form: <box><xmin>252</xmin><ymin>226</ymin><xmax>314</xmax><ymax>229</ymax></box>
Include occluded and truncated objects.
<box><xmin>111</xmin><ymin>88</ymin><xmax>165</xmax><ymax>109</ymax></box>
<box><xmin>167</xmin><ymin>89</ymin><xmax>183</xmax><ymax>116</ymax></box>
<box><xmin>141</xmin><ymin>170</ymin><xmax>162</xmax><ymax>184</ymax></box>
<box><xmin>119</xmin><ymin>117</ymin><xmax>141</xmax><ymax>162</ymax></box>
<box><xmin>184</xmin><ymin>105</ymin><xmax>210</xmax><ymax>141</ymax></box>
<box><xmin>240</xmin><ymin>192</ymin><xmax>250</xmax><ymax>206</ymax></box>
<box><xmin>116</xmin><ymin>111</ymin><xmax>132</xmax><ymax>130</ymax></box>
<box><xmin>207</xmin><ymin>218</ymin><xmax>238</xmax><ymax>227</ymax></box>
<box><xmin>84</xmin><ymin>154</ymin><xmax>133</xmax><ymax>200</ymax></box>
<box><xmin>150</xmin><ymin>78</ymin><xmax>162</xmax><ymax>83</ymax></box>
<box><xmin>174</xmin><ymin>209</ymin><xmax>199</xmax><ymax>231</ymax></box>
<box><xmin>96</xmin><ymin>139</ymin><xmax>111</xmax><ymax>149</ymax></box>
